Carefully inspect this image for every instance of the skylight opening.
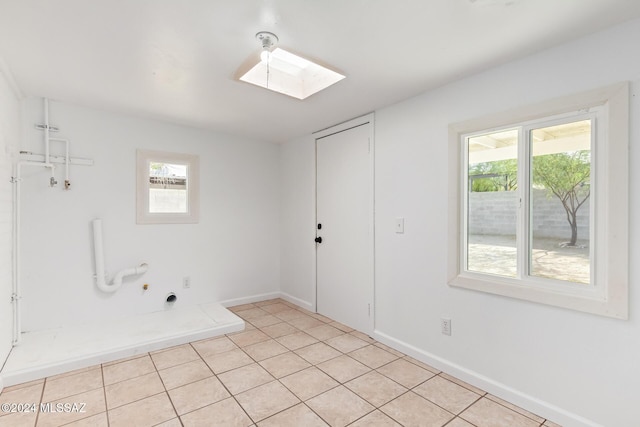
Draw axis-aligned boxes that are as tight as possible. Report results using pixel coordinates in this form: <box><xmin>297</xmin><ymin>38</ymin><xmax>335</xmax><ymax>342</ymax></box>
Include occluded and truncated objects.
<box><xmin>239</xmin><ymin>48</ymin><xmax>345</xmax><ymax>100</ymax></box>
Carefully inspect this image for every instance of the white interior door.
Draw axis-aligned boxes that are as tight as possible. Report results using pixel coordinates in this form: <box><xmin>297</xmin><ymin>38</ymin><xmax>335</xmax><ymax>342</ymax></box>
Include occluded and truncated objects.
<box><xmin>316</xmin><ymin>119</ymin><xmax>373</xmax><ymax>333</ymax></box>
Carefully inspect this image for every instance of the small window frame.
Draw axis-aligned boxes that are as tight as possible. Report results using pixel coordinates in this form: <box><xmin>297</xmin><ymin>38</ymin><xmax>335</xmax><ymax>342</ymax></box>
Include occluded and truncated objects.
<box><xmin>448</xmin><ymin>83</ymin><xmax>629</xmax><ymax>319</ymax></box>
<box><xmin>136</xmin><ymin>149</ymin><xmax>200</xmax><ymax>224</ymax></box>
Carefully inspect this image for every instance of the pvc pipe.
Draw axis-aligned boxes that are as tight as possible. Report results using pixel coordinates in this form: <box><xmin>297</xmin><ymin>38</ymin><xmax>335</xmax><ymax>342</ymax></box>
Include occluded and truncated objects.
<box><xmin>65</xmin><ymin>139</ymin><xmax>69</xmax><ymax>185</ymax></box>
<box><xmin>93</xmin><ymin>219</ymin><xmax>106</xmax><ymax>289</ymax></box>
<box><xmin>92</xmin><ymin>219</ymin><xmax>148</xmax><ymax>293</ymax></box>
<box><xmin>44</xmin><ymin>98</ymin><xmax>50</xmax><ymax>165</ymax></box>
<box><xmin>11</xmin><ymin>164</ymin><xmax>18</xmax><ymax>345</ymax></box>
<box><xmin>11</xmin><ymin>98</ymin><xmax>65</xmax><ymax>344</ymax></box>
<box><xmin>49</xmin><ymin>138</ymin><xmax>70</xmax><ymax>189</ymax></box>
<box><xmin>43</xmin><ymin>98</ymin><xmax>59</xmax><ymax>188</ymax></box>
<box><xmin>111</xmin><ymin>264</ymin><xmax>149</xmax><ymax>288</ymax></box>
<box><xmin>12</xmin><ymin>161</ymin><xmax>55</xmax><ymax>345</ymax></box>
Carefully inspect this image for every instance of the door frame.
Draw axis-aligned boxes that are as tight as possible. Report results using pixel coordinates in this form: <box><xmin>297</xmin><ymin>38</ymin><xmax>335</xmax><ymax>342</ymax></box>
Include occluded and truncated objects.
<box><xmin>313</xmin><ymin>113</ymin><xmax>375</xmax><ymax>334</ymax></box>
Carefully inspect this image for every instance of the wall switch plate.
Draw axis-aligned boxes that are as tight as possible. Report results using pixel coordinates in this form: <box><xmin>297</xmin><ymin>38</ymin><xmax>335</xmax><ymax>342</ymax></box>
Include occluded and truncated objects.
<box><xmin>183</xmin><ymin>277</ymin><xmax>191</xmax><ymax>288</ymax></box>
<box><xmin>441</xmin><ymin>318</ymin><xmax>452</xmax><ymax>336</ymax></box>
<box><xmin>395</xmin><ymin>217</ymin><xmax>404</xmax><ymax>233</ymax></box>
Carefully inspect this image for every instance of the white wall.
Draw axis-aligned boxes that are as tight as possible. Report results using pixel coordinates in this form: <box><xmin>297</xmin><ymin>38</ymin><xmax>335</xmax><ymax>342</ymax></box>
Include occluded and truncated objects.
<box><xmin>279</xmin><ymin>135</ymin><xmax>315</xmax><ymax>308</ymax></box>
<box><xmin>0</xmin><ymin>66</ymin><xmax>20</xmax><ymax>375</ymax></box>
<box><xmin>280</xmin><ymin>19</ymin><xmax>640</xmax><ymax>427</ymax></box>
<box><xmin>19</xmin><ymin>98</ymin><xmax>280</xmax><ymax>331</ymax></box>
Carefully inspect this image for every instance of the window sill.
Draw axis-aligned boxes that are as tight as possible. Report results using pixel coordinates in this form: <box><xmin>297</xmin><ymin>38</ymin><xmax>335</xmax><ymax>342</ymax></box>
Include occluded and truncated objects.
<box><xmin>449</xmin><ymin>273</ymin><xmax>627</xmax><ymax>319</ymax></box>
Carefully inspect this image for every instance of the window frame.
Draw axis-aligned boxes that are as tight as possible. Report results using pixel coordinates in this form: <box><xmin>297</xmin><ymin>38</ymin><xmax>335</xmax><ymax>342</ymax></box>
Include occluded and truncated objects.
<box><xmin>447</xmin><ymin>83</ymin><xmax>629</xmax><ymax>319</ymax></box>
<box><xmin>136</xmin><ymin>149</ymin><xmax>200</xmax><ymax>224</ymax></box>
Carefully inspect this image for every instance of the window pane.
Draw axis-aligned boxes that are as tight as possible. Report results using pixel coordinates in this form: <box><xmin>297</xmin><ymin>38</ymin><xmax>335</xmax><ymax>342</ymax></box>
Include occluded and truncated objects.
<box><xmin>467</xmin><ymin>129</ymin><xmax>518</xmax><ymax>277</ymax></box>
<box><xmin>149</xmin><ymin>162</ymin><xmax>188</xmax><ymax>213</ymax></box>
<box><xmin>530</xmin><ymin>120</ymin><xmax>591</xmax><ymax>284</ymax></box>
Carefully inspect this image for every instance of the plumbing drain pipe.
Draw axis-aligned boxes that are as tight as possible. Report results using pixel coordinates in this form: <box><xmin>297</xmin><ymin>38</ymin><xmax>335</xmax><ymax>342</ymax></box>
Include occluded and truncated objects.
<box><xmin>92</xmin><ymin>218</ymin><xmax>148</xmax><ymax>293</ymax></box>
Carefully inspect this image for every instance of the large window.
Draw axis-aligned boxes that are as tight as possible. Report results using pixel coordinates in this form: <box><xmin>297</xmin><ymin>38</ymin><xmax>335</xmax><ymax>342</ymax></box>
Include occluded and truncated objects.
<box><xmin>448</xmin><ymin>83</ymin><xmax>629</xmax><ymax>319</ymax></box>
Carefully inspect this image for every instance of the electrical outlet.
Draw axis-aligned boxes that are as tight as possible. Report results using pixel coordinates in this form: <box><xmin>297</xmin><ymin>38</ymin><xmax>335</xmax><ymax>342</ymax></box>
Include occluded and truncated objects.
<box><xmin>183</xmin><ymin>276</ymin><xmax>191</xmax><ymax>289</ymax></box>
<box><xmin>441</xmin><ymin>318</ymin><xmax>452</xmax><ymax>336</ymax></box>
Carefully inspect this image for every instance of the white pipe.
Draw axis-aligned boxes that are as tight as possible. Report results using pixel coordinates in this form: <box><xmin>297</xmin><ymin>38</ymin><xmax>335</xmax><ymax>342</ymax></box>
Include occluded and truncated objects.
<box><xmin>93</xmin><ymin>218</ymin><xmax>106</xmax><ymax>289</ymax></box>
<box><xmin>12</xmin><ymin>161</ymin><xmax>55</xmax><ymax>345</ymax></box>
<box><xmin>112</xmin><ymin>265</ymin><xmax>149</xmax><ymax>287</ymax></box>
<box><xmin>44</xmin><ymin>98</ymin><xmax>50</xmax><ymax>165</ymax></box>
<box><xmin>42</xmin><ymin>98</ymin><xmax>58</xmax><ymax>187</ymax></box>
<box><xmin>65</xmin><ymin>139</ymin><xmax>69</xmax><ymax>185</ymax></box>
<box><xmin>49</xmin><ymin>138</ymin><xmax>70</xmax><ymax>189</ymax></box>
<box><xmin>11</xmin><ymin>99</ymin><xmax>64</xmax><ymax>345</ymax></box>
<box><xmin>92</xmin><ymin>219</ymin><xmax>148</xmax><ymax>293</ymax></box>
<box><xmin>11</xmin><ymin>165</ymin><xmax>19</xmax><ymax>345</ymax></box>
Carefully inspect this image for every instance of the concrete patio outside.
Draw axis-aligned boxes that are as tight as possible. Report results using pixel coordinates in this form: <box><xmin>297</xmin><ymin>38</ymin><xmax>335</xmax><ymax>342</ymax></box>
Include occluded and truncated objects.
<box><xmin>467</xmin><ymin>234</ymin><xmax>590</xmax><ymax>284</ymax></box>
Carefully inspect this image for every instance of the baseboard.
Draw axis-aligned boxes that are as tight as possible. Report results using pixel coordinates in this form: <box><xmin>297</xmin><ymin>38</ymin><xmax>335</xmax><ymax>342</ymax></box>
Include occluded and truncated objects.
<box><xmin>372</xmin><ymin>330</ymin><xmax>601</xmax><ymax>427</ymax></box>
<box><xmin>219</xmin><ymin>291</ymin><xmax>313</xmax><ymax>312</ymax></box>
<box><xmin>278</xmin><ymin>292</ymin><xmax>314</xmax><ymax>311</ymax></box>
<box><xmin>218</xmin><ymin>292</ymin><xmax>282</xmax><ymax>308</ymax></box>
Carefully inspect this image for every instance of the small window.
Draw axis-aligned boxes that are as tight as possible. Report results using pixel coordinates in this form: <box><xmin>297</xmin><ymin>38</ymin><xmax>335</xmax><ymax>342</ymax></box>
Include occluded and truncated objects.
<box><xmin>448</xmin><ymin>83</ymin><xmax>629</xmax><ymax>319</ymax></box>
<box><xmin>136</xmin><ymin>150</ymin><xmax>199</xmax><ymax>224</ymax></box>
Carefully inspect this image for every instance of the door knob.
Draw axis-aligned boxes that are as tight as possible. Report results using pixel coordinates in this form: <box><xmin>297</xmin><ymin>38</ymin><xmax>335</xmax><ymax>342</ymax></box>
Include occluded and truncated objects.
<box><xmin>315</xmin><ymin>236</ymin><xmax>322</xmax><ymax>244</ymax></box>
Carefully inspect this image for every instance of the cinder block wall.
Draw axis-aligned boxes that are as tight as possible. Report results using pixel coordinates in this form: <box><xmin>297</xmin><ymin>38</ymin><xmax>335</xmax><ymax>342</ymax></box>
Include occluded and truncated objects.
<box><xmin>468</xmin><ymin>189</ymin><xmax>590</xmax><ymax>242</ymax></box>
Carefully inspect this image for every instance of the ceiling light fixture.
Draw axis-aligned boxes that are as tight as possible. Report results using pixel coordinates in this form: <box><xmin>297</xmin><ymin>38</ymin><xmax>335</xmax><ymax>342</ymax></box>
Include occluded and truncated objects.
<box><xmin>237</xmin><ymin>31</ymin><xmax>346</xmax><ymax>100</ymax></box>
<box><xmin>257</xmin><ymin>31</ymin><xmax>278</xmax><ymax>63</ymax></box>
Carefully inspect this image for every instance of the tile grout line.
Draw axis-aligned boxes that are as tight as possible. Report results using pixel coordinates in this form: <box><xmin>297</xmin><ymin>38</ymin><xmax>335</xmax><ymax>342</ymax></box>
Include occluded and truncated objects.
<box><xmin>33</xmin><ymin>375</ymin><xmax>46</xmax><ymax>427</ymax></box>
<box><xmin>272</xmin><ymin>364</ymin><xmax>342</xmax><ymax>422</ymax></box>
<box><xmin>443</xmin><ymin>415</ymin><xmax>482</xmax><ymax>427</ymax></box>
<box><xmin>222</xmin><ymin>311</ymin><xmax>366</xmax><ymax>426</ymax></box>
<box><xmin>223</xmin><ymin>334</ymin><xmax>312</xmax><ymax>424</ymax></box>
<box><xmin>39</xmin><ymin>371</ymin><xmax>104</xmax><ymax>426</ymax></box>
<box><xmin>192</xmin><ymin>338</ymin><xmax>261</xmax><ymax>426</ymax></box>
<box><xmin>450</xmin><ymin>392</ymin><xmax>484</xmax><ymax>420</ymax></box>
<box><xmin>273</xmin><ymin>327</ymin><xmax>479</xmax><ymax>426</ymax></box>
<box><xmin>482</xmin><ymin>393</ymin><xmax>547</xmax><ymax>424</ymax></box>
<box><xmin>300</xmin><ymin>400</ymin><xmax>335</xmax><ymax>427</ymax></box>
<box><xmin>408</xmin><ymin>374</ymin><xmax>485</xmax><ymax>418</ymax></box>
<box><xmin>149</xmin><ymin>350</ymin><xmax>182</xmax><ymax>426</ymax></box>
<box><xmin>285</xmin><ymin>335</ymin><xmax>416</xmax><ymax>427</ymax></box>
<box><xmin>100</xmin><ymin>364</ymin><xmax>110</xmax><ymax>427</ymax></box>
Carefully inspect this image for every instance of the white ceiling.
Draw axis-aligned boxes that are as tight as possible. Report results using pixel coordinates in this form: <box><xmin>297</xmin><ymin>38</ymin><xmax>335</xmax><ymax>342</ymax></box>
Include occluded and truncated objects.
<box><xmin>1</xmin><ymin>0</ymin><xmax>639</xmax><ymax>143</ymax></box>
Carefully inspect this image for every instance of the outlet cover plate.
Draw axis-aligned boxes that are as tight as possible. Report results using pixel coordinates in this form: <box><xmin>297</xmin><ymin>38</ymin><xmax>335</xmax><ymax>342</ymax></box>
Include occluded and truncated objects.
<box><xmin>441</xmin><ymin>318</ymin><xmax>452</xmax><ymax>336</ymax></box>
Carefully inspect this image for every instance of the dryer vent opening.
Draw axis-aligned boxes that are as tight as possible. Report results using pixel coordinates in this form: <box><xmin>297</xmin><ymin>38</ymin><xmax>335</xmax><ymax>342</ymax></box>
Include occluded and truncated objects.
<box><xmin>166</xmin><ymin>293</ymin><xmax>177</xmax><ymax>303</ymax></box>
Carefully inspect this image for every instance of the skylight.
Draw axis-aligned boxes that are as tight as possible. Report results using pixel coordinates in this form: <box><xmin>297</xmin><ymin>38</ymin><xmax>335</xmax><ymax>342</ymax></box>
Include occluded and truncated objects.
<box><xmin>239</xmin><ymin>48</ymin><xmax>345</xmax><ymax>100</ymax></box>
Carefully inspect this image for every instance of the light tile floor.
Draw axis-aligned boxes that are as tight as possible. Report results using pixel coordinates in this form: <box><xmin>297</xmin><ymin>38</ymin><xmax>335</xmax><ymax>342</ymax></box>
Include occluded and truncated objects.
<box><xmin>0</xmin><ymin>299</ymin><xmax>562</xmax><ymax>427</ymax></box>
